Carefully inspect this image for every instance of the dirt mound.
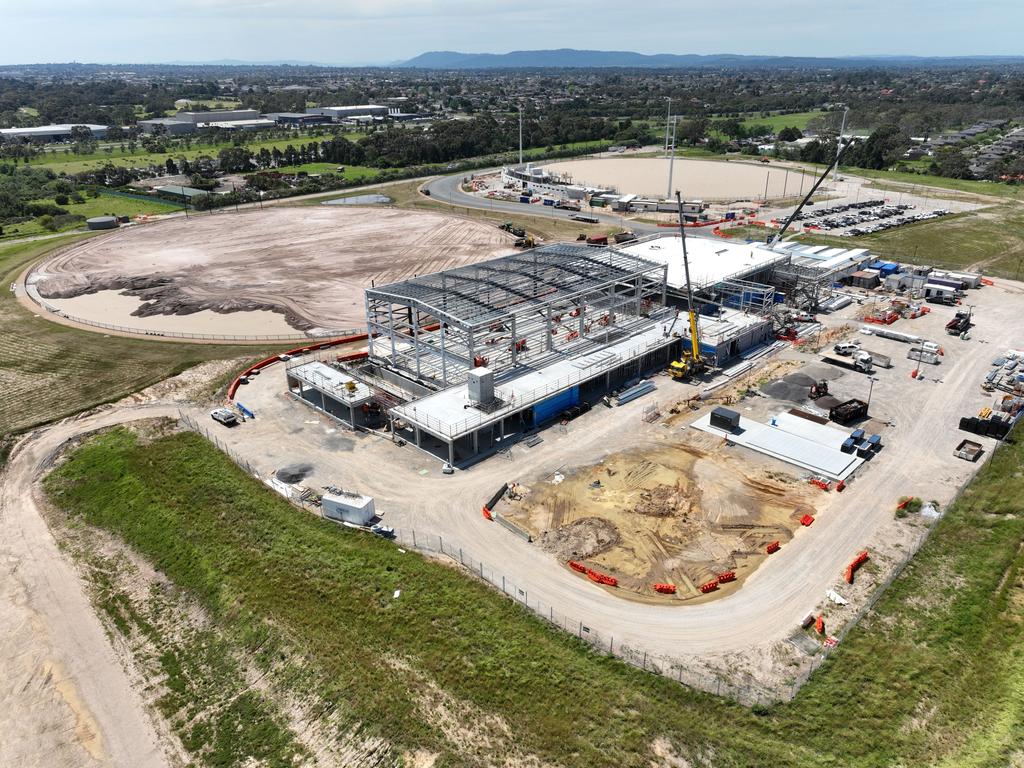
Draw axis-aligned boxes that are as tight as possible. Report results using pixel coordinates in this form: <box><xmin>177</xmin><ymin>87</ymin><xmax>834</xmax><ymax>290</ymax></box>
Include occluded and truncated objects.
<box><xmin>539</xmin><ymin>517</ymin><xmax>619</xmax><ymax>560</ymax></box>
<box><xmin>276</xmin><ymin>463</ymin><xmax>314</xmax><ymax>484</ymax></box>
<box><xmin>634</xmin><ymin>483</ymin><xmax>689</xmax><ymax>517</ymax></box>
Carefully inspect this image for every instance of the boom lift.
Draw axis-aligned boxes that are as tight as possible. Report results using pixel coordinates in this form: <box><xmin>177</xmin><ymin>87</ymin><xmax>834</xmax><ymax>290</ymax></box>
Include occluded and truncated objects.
<box><xmin>668</xmin><ymin>191</ymin><xmax>708</xmax><ymax>381</ymax></box>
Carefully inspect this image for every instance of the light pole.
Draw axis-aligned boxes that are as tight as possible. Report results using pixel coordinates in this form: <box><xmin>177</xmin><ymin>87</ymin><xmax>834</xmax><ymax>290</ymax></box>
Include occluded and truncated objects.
<box><xmin>867</xmin><ymin>375</ymin><xmax>879</xmax><ymax>410</ymax></box>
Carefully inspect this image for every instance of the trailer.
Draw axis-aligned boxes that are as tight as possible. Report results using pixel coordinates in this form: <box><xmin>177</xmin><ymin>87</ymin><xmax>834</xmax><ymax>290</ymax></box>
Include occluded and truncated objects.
<box><xmin>924</xmin><ymin>283</ymin><xmax>957</xmax><ymax>305</ymax></box>
<box><xmin>908</xmin><ymin>347</ymin><xmax>941</xmax><ymax>365</ymax></box>
<box><xmin>862</xmin><ymin>350</ymin><xmax>892</xmax><ymax>369</ymax></box>
<box><xmin>954</xmin><ymin>439</ymin><xmax>983</xmax><ymax>462</ymax></box>
<box><xmin>822</xmin><ymin>351</ymin><xmax>873</xmax><ymax>373</ymax></box>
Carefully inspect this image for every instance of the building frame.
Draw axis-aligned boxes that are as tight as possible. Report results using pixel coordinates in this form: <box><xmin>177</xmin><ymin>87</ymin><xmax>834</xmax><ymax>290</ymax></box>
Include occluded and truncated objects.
<box><xmin>365</xmin><ymin>244</ymin><xmax>669</xmax><ymax>389</ymax></box>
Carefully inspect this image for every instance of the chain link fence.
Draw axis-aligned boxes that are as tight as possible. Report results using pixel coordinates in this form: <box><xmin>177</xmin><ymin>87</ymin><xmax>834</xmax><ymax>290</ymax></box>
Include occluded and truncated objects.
<box><xmin>174</xmin><ymin>409</ymin><xmax>1013</xmax><ymax>707</ymax></box>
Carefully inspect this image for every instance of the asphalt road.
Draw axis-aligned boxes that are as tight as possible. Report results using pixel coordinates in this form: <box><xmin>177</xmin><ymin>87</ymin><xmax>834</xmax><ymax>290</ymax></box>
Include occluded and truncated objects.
<box><xmin>421</xmin><ymin>170</ymin><xmax>667</xmax><ymax>236</ymax></box>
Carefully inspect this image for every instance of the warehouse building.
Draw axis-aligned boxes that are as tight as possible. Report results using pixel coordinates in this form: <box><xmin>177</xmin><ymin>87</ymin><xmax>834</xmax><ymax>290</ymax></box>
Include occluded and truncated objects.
<box><xmin>176</xmin><ymin>109</ymin><xmax>260</xmax><ymax>124</ymax></box>
<box><xmin>307</xmin><ymin>105</ymin><xmax>389</xmax><ymax>121</ymax></box>
<box><xmin>265</xmin><ymin>112</ymin><xmax>333</xmax><ymax>127</ymax></box>
<box><xmin>138</xmin><ymin>118</ymin><xmax>197</xmax><ymax>136</ymax></box>
<box><xmin>0</xmin><ymin>123</ymin><xmax>109</xmax><ymax>142</ymax></box>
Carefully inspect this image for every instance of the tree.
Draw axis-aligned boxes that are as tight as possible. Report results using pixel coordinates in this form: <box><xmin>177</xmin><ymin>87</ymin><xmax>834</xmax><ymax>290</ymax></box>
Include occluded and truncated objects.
<box><xmin>165</xmin><ymin>157</ymin><xmax>177</xmax><ymax>175</ymax></box>
<box><xmin>777</xmin><ymin>126</ymin><xmax>803</xmax><ymax>142</ymax></box>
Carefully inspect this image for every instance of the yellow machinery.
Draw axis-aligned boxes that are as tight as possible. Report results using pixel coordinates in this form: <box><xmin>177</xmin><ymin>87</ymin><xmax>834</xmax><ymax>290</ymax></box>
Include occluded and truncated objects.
<box><xmin>668</xmin><ymin>191</ymin><xmax>707</xmax><ymax>381</ymax></box>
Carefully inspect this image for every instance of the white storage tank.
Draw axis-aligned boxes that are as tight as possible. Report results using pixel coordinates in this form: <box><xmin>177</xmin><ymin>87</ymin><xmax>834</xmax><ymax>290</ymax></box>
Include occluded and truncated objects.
<box><xmin>322</xmin><ymin>492</ymin><xmax>376</xmax><ymax>526</ymax></box>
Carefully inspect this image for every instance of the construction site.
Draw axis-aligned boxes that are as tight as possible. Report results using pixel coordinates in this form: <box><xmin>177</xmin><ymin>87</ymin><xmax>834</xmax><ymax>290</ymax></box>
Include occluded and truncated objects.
<box><xmin>15</xmin><ymin>159</ymin><xmax>1024</xmax><ymax>702</ymax></box>
<box><xmin>24</xmin><ymin>206</ymin><xmax>517</xmax><ymax>336</ymax></box>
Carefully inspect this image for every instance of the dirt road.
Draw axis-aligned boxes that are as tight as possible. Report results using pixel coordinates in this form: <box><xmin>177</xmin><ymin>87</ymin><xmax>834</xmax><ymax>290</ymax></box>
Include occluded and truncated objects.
<box><xmin>0</xmin><ymin>404</ymin><xmax>178</xmax><ymax>768</ymax></box>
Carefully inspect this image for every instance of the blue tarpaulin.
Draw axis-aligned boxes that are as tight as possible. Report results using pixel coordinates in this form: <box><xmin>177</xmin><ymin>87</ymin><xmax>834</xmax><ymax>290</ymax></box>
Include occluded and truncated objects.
<box><xmin>533</xmin><ymin>386</ymin><xmax>580</xmax><ymax>426</ymax></box>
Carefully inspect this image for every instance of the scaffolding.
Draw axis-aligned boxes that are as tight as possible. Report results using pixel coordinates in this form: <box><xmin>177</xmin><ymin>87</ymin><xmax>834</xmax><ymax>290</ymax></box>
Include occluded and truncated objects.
<box><xmin>365</xmin><ymin>244</ymin><xmax>669</xmax><ymax>388</ymax></box>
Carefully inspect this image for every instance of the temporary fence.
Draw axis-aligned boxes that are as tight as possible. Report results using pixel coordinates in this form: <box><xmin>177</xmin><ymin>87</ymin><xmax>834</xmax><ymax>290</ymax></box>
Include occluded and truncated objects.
<box><xmin>173</xmin><ymin>408</ymin><xmax>1012</xmax><ymax>708</ymax></box>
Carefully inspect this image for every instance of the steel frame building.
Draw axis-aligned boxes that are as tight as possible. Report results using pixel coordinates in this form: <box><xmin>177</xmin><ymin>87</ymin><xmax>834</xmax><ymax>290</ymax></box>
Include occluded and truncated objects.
<box><xmin>365</xmin><ymin>244</ymin><xmax>669</xmax><ymax>389</ymax></box>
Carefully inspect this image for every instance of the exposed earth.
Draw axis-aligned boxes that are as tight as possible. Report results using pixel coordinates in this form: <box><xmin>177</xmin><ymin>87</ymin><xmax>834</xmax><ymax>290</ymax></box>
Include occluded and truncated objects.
<box><xmin>27</xmin><ymin>206</ymin><xmax>517</xmax><ymax>335</ymax></box>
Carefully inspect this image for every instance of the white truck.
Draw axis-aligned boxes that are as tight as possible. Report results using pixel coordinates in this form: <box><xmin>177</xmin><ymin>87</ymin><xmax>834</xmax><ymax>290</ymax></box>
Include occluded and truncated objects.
<box><xmin>823</xmin><ymin>350</ymin><xmax>874</xmax><ymax>373</ymax></box>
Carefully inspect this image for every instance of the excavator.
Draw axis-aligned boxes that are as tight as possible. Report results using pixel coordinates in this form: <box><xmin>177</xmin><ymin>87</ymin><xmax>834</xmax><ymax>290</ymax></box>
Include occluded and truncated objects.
<box><xmin>668</xmin><ymin>191</ymin><xmax>708</xmax><ymax>381</ymax></box>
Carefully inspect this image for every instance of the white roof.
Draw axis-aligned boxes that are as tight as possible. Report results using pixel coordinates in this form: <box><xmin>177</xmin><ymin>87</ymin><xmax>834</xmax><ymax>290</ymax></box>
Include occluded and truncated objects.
<box><xmin>0</xmin><ymin>123</ymin><xmax>107</xmax><ymax>135</ymax></box>
<box><xmin>392</xmin><ymin>319</ymin><xmax>677</xmax><ymax>439</ymax></box>
<box><xmin>619</xmin><ymin>235</ymin><xmax>788</xmax><ymax>291</ymax></box>
<box><xmin>288</xmin><ymin>361</ymin><xmax>374</xmax><ymax>405</ymax></box>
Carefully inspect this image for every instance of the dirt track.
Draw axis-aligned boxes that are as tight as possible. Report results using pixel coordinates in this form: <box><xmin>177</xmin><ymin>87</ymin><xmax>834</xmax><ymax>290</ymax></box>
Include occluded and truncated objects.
<box><xmin>0</xmin><ymin>404</ymin><xmax>176</xmax><ymax>768</ymax></box>
<box><xmin>29</xmin><ymin>206</ymin><xmax>516</xmax><ymax>334</ymax></box>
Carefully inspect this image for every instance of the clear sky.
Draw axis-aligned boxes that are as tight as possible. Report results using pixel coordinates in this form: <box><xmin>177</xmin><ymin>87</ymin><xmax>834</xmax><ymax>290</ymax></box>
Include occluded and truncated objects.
<box><xmin>0</xmin><ymin>0</ymin><xmax>1021</xmax><ymax>65</ymax></box>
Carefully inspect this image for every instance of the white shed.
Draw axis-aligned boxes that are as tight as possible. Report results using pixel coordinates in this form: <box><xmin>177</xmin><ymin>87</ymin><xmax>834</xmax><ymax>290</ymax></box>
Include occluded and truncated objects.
<box><xmin>321</xmin><ymin>492</ymin><xmax>376</xmax><ymax>526</ymax></box>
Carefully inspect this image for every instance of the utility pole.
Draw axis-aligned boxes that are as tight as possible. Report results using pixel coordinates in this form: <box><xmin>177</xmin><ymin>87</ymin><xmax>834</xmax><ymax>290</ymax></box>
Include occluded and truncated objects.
<box><xmin>867</xmin><ymin>375</ymin><xmax>879</xmax><ymax>409</ymax></box>
<box><xmin>664</xmin><ymin>97</ymin><xmax>672</xmax><ymax>157</ymax></box>
<box><xmin>832</xmin><ymin>106</ymin><xmax>849</xmax><ymax>184</ymax></box>
<box><xmin>666</xmin><ymin>116</ymin><xmax>677</xmax><ymax>200</ymax></box>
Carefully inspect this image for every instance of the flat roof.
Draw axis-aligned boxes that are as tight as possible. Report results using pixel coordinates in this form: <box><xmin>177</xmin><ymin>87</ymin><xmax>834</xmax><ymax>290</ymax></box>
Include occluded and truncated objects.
<box><xmin>692</xmin><ymin>410</ymin><xmax>864</xmax><ymax>480</ymax></box>
<box><xmin>367</xmin><ymin>243</ymin><xmax>665</xmax><ymax>330</ymax></box>
<box><xmin>391</xmin><ymin>317</ymin><xmax>677</xmax><ymax>440</ymax></box>
<box><xmin>288</xmin><ymin>361</ymin><xmax>374</xmax><ymax>405</ymax></box>
<box><xmin>619</xmin><ymin>235</ymin><xmax>788</xmax><ymax>291</ymax></box>
<box><xmin>0</xmin><ymin>123</ymin><xmax>107</xmax><ymax>135</ymax></box>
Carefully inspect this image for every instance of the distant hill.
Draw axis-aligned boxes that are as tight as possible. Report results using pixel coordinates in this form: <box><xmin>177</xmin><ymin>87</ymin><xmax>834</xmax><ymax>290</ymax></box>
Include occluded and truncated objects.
<box><xmin>399</xmin><ymin>49</ymin><xmax>1024</xmax><ymax>70</ymax></box>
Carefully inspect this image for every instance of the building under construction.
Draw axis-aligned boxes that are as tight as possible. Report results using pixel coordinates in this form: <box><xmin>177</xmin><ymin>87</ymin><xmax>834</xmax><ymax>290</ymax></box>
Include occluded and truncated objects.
<box><xmin>288</xmin><ymin>234</ymin><xmax>877</xmax><ymax>464</ymax></box>
<box><xmin>361</xmin><ymin>243</ymin><xmax>680</xmax><ymax>463</ymax></box>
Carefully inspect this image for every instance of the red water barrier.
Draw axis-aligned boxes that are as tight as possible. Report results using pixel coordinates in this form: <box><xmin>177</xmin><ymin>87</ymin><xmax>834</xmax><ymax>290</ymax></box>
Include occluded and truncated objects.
<box><xmin>814</xmin><ymin>615</ymin><xmax>825</xmax><ymax>635</ymax></box>
<box><xmin>585</xmin><ymin>568</ymin><xmax>618</xmax><ymax>587</ymax></box>
<box><xmin>981</xmin><ymin>277</ymin><xmax>995</xmax><ymax>286</ymax></box>
<box><xmin>699</xmin><ymin>579</ymin><xmax>719</xmax><ymax>594</ymax></box>
<box><xmin>836</xmin><ymin>480</ymin><xmax>847</xmax><ymax>492</ymax></box>
<box><xmin>844</xmin><ymin>550</ymin><xmax>870</xmax><ymax>584</ymax></box>
<box><xmin>568</xmin><ymin>560</ymin><xmax>587</xmax><ymax>574</ymax></box>
<box><xmin>809</xmin><ymin>478</ymin><xmax>831</xmax><ymax>491</ymax></box>
<box><xmin>653</xmin><ymin>583</ymin><xmax>677</xmax><ymax>594</ymax></box>
<box><xmin>800</xmin><ymin>514</ymin><xmax>815</xmax><ymax>526</ymax></box>
<box><xmin>718</xmin><ymin>571</ymin><xmax>737</xmax><ymax>583</ymax></box>
<box><xmin>227</xmin><ymin>333</ymin><xmax>369</xmax><ymax>400</ymax></box>
<box><xmin>766</xmin><ymin>540</ymin><xmax>781</xmax><ymax>554</ymax></box>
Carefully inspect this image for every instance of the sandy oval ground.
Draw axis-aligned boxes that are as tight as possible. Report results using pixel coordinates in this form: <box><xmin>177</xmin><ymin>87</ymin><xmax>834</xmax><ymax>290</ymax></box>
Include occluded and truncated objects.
<box><xmin>543</xmin><ymin>157</ymin><xmax>809</xmax><ymax>200</ymax></box>
<box><xmin>29</xmin><ymin>206</ymin><xmax>517</xmax><ymax>335</ymax></box>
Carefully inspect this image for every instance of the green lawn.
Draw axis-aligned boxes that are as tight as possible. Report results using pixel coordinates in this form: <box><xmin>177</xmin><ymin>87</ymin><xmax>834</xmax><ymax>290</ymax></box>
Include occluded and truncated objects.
<box><xmin>262</xmin><ymin>162</ymin><xmax>379</xmax><ymax>180</ymax></box>
<box><xmin>1</xmin><ymin>193</ymin><xmax>182</xmax><ymax>239</ymax></box>
<box><xmin>0</xmin><ymin>236</ymin><xmax>282</xmax><ymax>435</ymax></box>
<box><xmin>24</xmin><ymin>133</ymin><xmax>364</xmax><ymax>175</ymax></box>
<box><xmin>42</xmin><ymin>417</ymin><xmax>1024</xmax><ymax>767</ymax></box>
<box><xmin>739</xmin><ymin>110</ymin><xmax>834</xmax><ymax>133</ymax></box>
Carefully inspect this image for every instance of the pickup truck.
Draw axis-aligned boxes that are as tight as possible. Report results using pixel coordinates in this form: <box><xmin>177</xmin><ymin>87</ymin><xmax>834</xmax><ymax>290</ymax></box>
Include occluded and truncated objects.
<box><xmin>210</xmin><ymin>408</ymin><xmax>240</xmax><ymax>427</ymax></box>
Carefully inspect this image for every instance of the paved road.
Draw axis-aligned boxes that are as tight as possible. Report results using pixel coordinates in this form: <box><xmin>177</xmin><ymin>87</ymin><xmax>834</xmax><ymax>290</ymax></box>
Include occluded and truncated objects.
<box><xmin>421</xmin><ymin>170</ymin><xmax>667</xmax><ymax>236</ymax></box>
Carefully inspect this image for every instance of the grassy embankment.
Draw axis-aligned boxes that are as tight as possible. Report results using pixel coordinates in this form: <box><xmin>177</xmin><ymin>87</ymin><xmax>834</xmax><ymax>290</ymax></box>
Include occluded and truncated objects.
<box><xmin>0</xmin><ymin>236</ymin><xmax>282</xmax><ymax>437</ymax></box>
<box><xmin>1</xmin><ymin>192</ymin><xmax>184</xmax><ymax>239</ymax></box>
<box><xmin>43</xmin><ymin>419</ymin><xmax>1024</xmax><ymax>767</ymax></box>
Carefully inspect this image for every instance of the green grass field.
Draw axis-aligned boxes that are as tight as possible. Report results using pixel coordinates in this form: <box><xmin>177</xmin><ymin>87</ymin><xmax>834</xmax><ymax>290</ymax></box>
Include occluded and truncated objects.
<box><xmin>42</xmin><ymin>418</ymin><xmax>1024</xmax><ymax>767</ymax></box>
<box><xmin>0</xmin><ymin>236</ymin><xmax>282</xmax><ymax>435</ymax></box>
<box><xmin>1</xmin><ymin>193</ymin><xmax>183</xmax><ymax>239</ymax></box>
<box><xmin>726</xmin><ymin>204</ymin><xmax>1024</xmax><ymax>278</ymax></box>
<box><xmin>24</xmin><ymin>133</ymin><xmax>364</xmax><ymax>175</ymax></box>
<box><xmin>262</xmin><ymin>162</ymin><xmax>379</xmax><ymax>180</ymax></box>
<box><xmin>740</xmin><ymin>110</ymin><xmax>833</xmax><ymax>133</ymax></box>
